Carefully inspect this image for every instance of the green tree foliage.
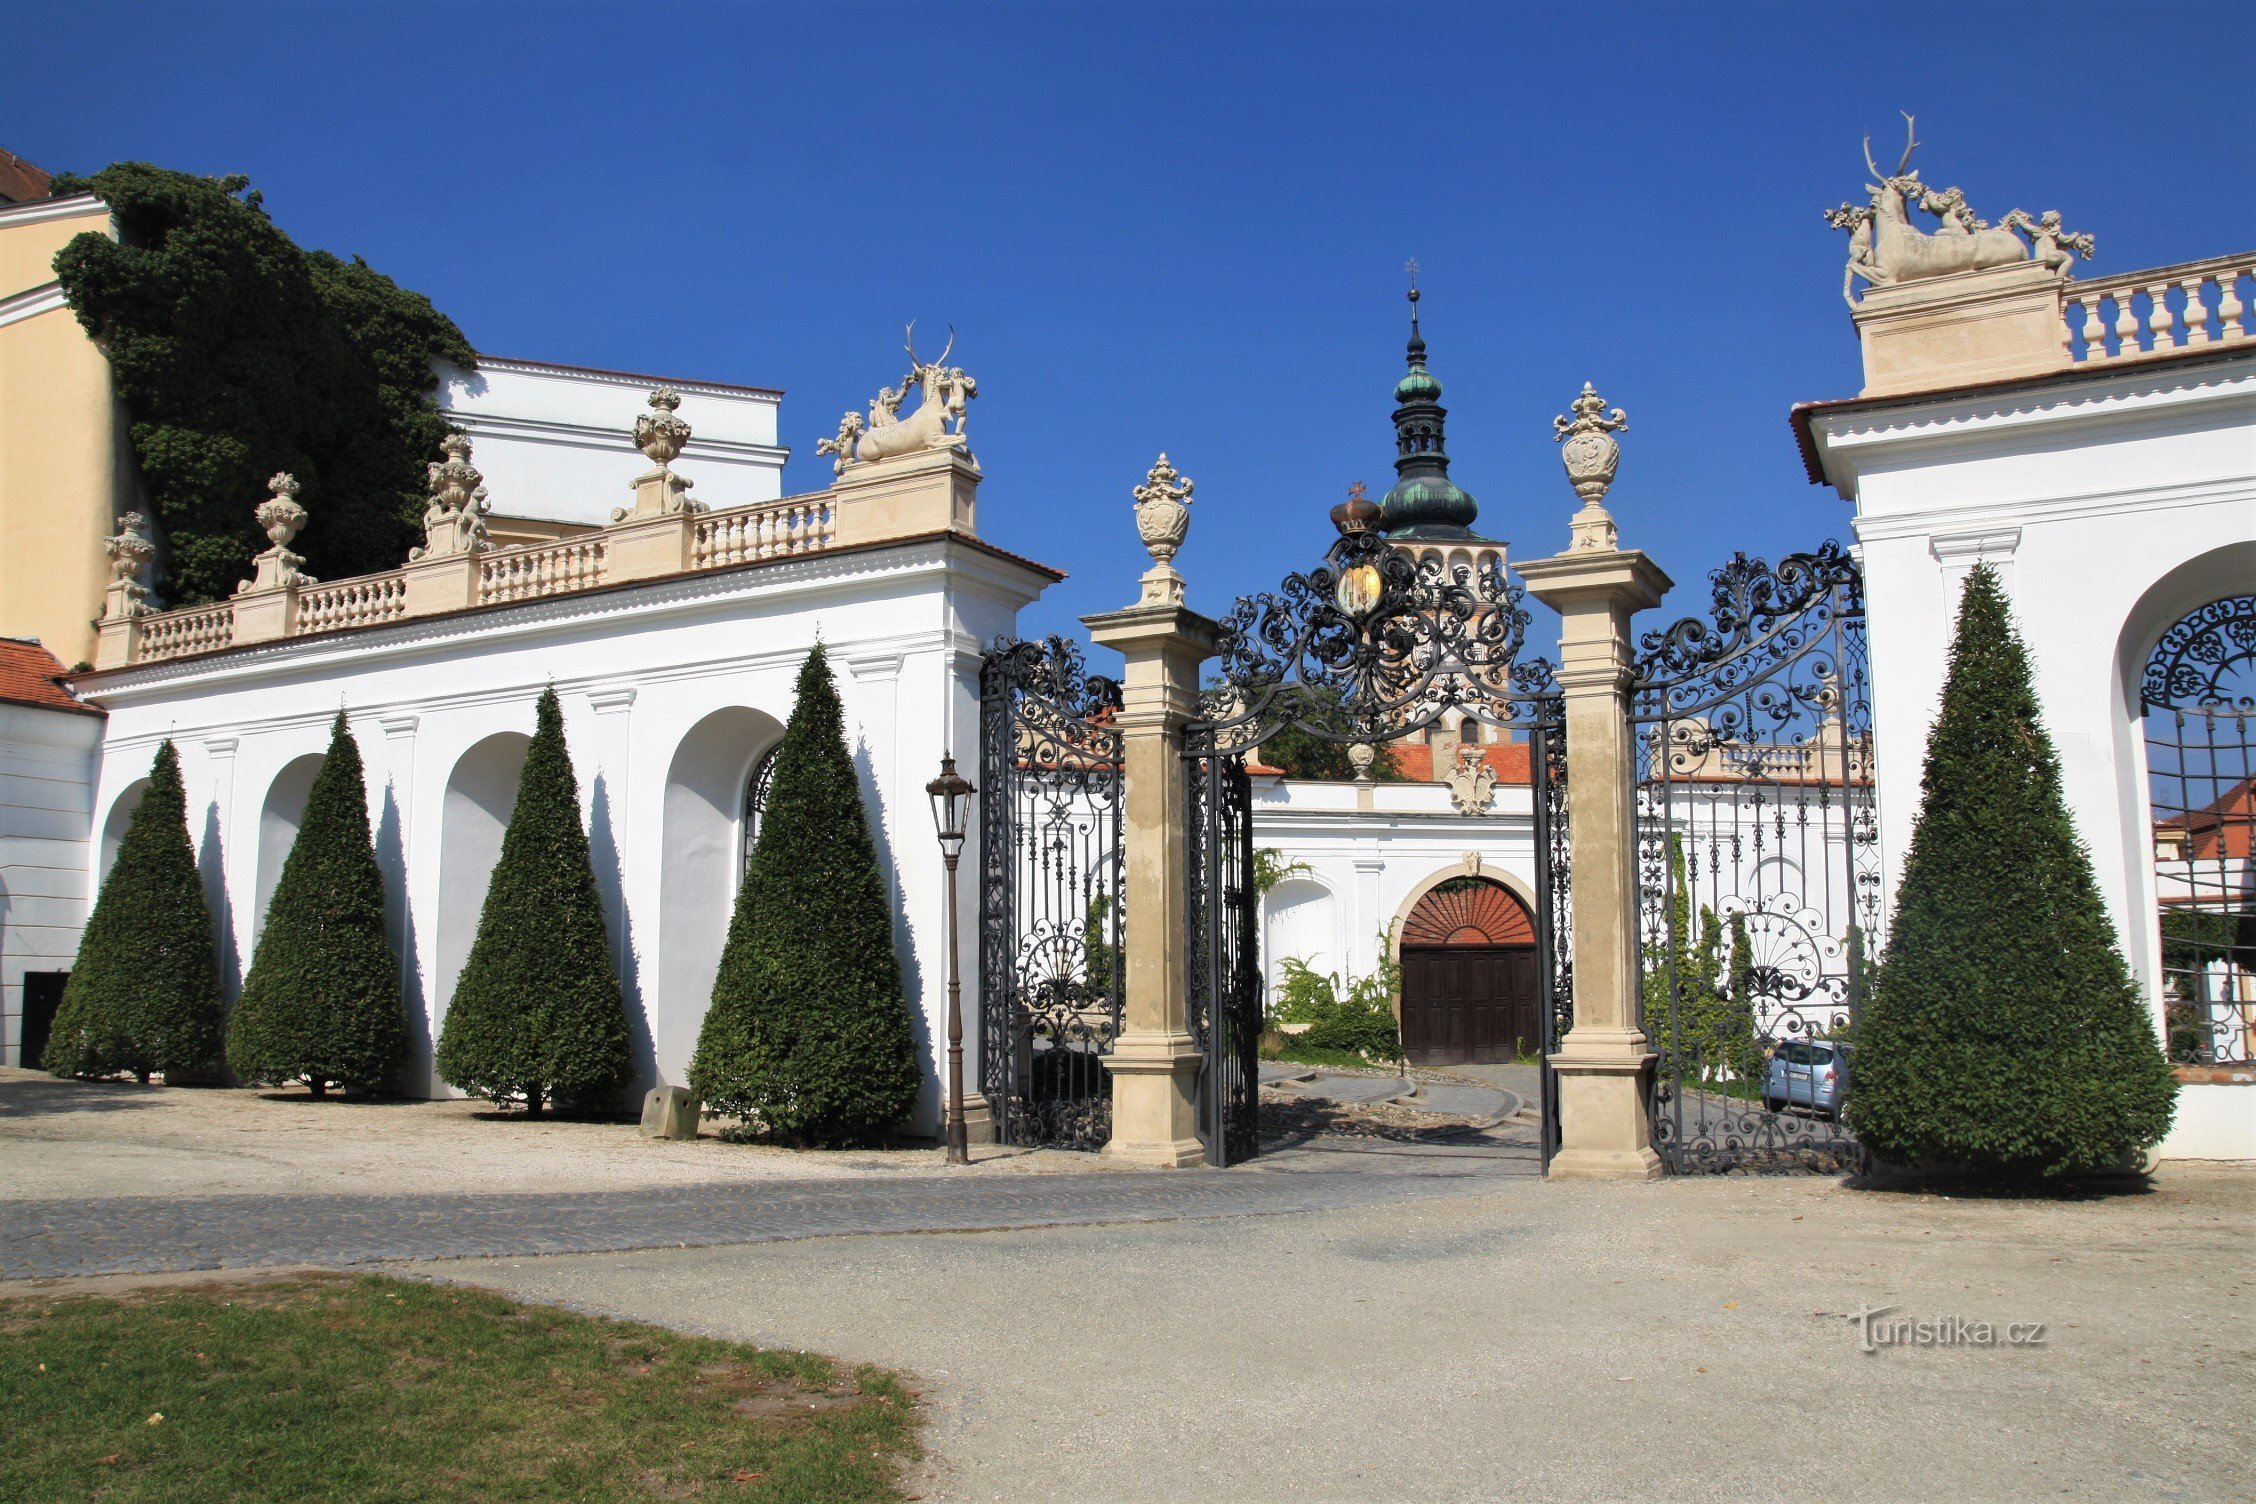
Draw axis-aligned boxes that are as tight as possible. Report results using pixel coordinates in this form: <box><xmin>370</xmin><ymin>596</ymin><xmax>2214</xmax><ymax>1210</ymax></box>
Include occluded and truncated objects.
<box><xmin>48</xmin><ymin>163</ymin><xmax>475</xmax><ymax>605</ymax></box>
<box><xmin>691</xmin><ymin>647</ymin><xmax>921</xmax><ymax>1145</ymax></box>
<box><xmin>226</xmin><ymin>714</ymin><xmax>407</xmax><ymax>1097</ymax></box>
<box><xmin>1640</xmin><ymin>835</ymin><xmax>1762</xmax><ymax>1087</ymax></box>
<box><xmin>435</xmin><ymin>690</ymin><xmax>632</xmax><ymax>1116</ymax></box>
<box><xmin>1854</xmin><ymin>566</ymin><xmax>2177</xmax><ymax>1177</ymax></box>
<box><xmin>43</xmin><ymin>741</ymin><xmax>222</xmax><ymax>1082</ymax></box>
<box><xmin>1269</xmin><ymin>927</ymin><xmax>1404</xmax><ymax>1062</ymax></box>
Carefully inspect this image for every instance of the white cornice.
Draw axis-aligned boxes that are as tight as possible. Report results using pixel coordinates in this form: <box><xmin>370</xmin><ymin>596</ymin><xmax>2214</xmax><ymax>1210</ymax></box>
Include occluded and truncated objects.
<box><xmin>1850</xmin><ymin>474</ymin><xmax>2253</xmax><ymax>545</ymax></box>
<box><xmin>0</xmin><ymin>193</ymin><xmax>110</xmax><ymax>230</ymax></box>
<box><xmin>454</xmin><ymin>356</ymin><xmax>782</xmax><ymax>405</ymax></box>
<box><xmin>1807</xmin><ymin>354</ymin><xmax>2256</xmax><ymax>496</ymax></box>
<box><xmin>440</xmin><ymin>408</ymin><xmax>789</xmax><ymax>466</ymax></box>
<box><xmin>0</xmin><ymin>280</ymin><xmax>67</xmax><ymax>329</ymax></box>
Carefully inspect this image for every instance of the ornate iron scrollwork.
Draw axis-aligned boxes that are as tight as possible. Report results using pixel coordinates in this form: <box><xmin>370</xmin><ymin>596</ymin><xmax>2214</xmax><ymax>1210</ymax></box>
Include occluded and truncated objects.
<box><xmin>1191</xmin><ymin>526</ymin><xmax>1556</xmax><ymax>750</ymax></box>
<box><xmin>2142</xmin><ymin>593</ymin><xmax>2256</xmax><ymax>710</ymax></box>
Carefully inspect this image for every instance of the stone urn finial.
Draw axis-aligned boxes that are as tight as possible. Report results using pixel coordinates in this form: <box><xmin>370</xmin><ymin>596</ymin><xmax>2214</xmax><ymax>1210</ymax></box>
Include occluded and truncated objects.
<box><xmin>636</xmin><ymin>387</ymin><xmax>691</xmax><ymax>468</ymax></box>
<box><xmin>257</xmin><ymin>472</ymin><xmax>306</xmax><ymax>547</ymax></box>
<box><xmin>1133</xmin><ymin>453</ymin><xmax>1195</xmax><ymax>605</ymax></box>
<box><xmin>413</xmin><ymin>430</ymin><xmax>492</xmax><ymax>560</ymax></box>
<box><xmin>238</xmin><ymin>473</ymin><xmax>315</xmax><ymax>595</ymax></box>
<box><xmin>1553</xmin><ymin>382</ymin><xmax>1628</xmax><ymax>551</ymax></box>
<box><xmin>102</xmin><ymin>511</ymin><xmax>158</xmax><ymax>618</ymax></box>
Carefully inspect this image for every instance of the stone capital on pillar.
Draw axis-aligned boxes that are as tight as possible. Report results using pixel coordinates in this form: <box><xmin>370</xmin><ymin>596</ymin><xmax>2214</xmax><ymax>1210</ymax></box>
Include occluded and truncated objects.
<box><xmin>1521</xmin><ymin>541</ymin><xmax>1674</xmax><ymax>1181</ymax></box>
<box><xmin>1084</xmin><ymin>599</ymin><xmax>1223</xmax><ymax>1167</ymax></box>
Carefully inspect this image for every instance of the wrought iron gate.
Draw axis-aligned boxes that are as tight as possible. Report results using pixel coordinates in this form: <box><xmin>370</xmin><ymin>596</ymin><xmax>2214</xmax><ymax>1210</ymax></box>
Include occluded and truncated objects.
<box><xmin>1630</xmin><ymin>542</ymin><xmax>1880</xmax><ymax>1173</ymax></box>
<box><xmin>1530</xmin><ymin>704</ymin><xmax>1571</xmax><ymax>1169</ymax></box>
<box><xmin>1187</xmin><ymin>519</ymin><xmax>1561</xmax><ymax>1167</ymax></box>
<box><xmin>2142</xmin><ymin>593</ymin><xmax>2255</xmax><ymax>1067</ymax></box>
<box><xmin>978</xmin><ymin>637</ymin><xmax>1126</xmax><ymax>1149</ymax></box>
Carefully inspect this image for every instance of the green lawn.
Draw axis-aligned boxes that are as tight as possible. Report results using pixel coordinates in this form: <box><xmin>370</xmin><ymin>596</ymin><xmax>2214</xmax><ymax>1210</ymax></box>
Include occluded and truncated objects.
<box><xmin>0</xmin><ymin>1273</ymin><xmax>919</xmax><ymax>1503</ymax></box>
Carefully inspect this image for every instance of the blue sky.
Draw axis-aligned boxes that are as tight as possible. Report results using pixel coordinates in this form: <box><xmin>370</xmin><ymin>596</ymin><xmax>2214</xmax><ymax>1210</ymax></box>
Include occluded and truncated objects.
<box><xmin>10</xmin><ymin>1</ymin><xmax>2251</xmax><ymax>651</ymax></box>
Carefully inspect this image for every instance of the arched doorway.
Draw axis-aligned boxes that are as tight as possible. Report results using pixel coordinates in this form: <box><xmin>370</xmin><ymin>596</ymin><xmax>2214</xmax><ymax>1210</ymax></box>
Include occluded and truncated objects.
<box><xmin>1398</xmin><ymin>876</ymin><xmax>1539</xmax><ymax>1066</ymax></box>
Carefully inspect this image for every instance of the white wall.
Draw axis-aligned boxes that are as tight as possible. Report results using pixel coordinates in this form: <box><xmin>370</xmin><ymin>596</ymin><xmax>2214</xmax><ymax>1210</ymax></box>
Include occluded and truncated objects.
<box><xmin>1810</xmin><ymin>350</ymin><xmax>2256</xmax><ymax>1160</ymax></box>
<box><xmin>77</xmin><ymin>535</ymin><xmax>1047</xmax><ymax>1129</ymax></box>
<box><xmin>1</xmin><ymin>702</ymin><xmax>102</xmax><ymax>1065</ymax></box>
<box><xmin>437</xmin><ymin>358</ymin><xmax>788</xmax><ymax>529</ymax></box>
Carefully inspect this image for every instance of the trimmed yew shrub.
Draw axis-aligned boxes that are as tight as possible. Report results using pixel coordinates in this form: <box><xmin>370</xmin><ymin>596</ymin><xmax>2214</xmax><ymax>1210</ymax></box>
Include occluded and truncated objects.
<box><xmin>692</xmin><ymin>645</ymin><xmax>920</xmax><ymax>1145</ymax></box>
<box><xmin>44</xmin><ymin>740</ymin><xmax>223</xmax><ymax>1082</ymax></box>
<box><xmin>226</xmin><ymin>714</ymin><xmax>406</xmax><ymax>1096</ymax></box>
<box><xmin>435</xmin><ymin>688</ymin><xmax>630</xmax><ymax>1116</ymax></box>
<box><xmin>1852</xmin><ymin>566</ymin><xmax>2176</xmax><ymax>1178</ymax></box>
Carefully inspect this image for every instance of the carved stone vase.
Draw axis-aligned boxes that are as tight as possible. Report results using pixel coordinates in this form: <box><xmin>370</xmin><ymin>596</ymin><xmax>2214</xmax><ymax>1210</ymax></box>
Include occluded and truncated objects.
<box><xmin>1559</xmin><ymin>424</ymin><xmax>1620</xmax><ymax>504</ymax></box>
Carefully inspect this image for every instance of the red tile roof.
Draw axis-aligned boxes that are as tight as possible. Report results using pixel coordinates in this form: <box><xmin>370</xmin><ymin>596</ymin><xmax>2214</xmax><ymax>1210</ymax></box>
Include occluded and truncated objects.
<box><xmin>0</xmin><ymin>639</ymin><xmax>100</xmax><ymax>715</ymax></box>
<box><xmin>1389</xmin><ymin>738</ymin><xmax>1534</xmax><ymax>785</ymax></box>
<box><xmin>0</xmin><ymin>147</ymin><xmax>54</xmax><ymax>205</ymax></box>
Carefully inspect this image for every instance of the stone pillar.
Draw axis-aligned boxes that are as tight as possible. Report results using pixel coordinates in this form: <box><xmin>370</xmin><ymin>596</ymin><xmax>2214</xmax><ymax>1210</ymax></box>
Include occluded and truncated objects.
<box><xmin>1081</xmin><ymin>453</ymin><xmax>1215</xmax><ymax>1167</ymax></box>
<box><xmin>1521</xmin><ymin>381</ymin><xmax>1671</xmax><ymax>1180</ymax></box>
<box><xmin>1083</xmin><ymin>601</ymin><xmax>1222</xmax><ymax>1166</ymax></box>
<box><xmin>830</xmin><ymin>447</ymin><xmax>980</xmax><ymax>546</ymax></box>
<box><xmin>1521</xmin><ymin>544</ymin><xmax>1672</xmax><ymax>1179</ymax></box>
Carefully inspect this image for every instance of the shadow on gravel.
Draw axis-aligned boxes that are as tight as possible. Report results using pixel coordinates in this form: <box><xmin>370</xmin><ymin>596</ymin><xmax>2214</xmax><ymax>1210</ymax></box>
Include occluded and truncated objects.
<box><xmin>1844</xmin><ymin>1169</ymin><xmax>2159</xmax><ymax>1201</ymax></box>
<box><xmin>0</xmin><ymin>1073</ymin><xmax>165</xmax><ymax>1119</ymax></box>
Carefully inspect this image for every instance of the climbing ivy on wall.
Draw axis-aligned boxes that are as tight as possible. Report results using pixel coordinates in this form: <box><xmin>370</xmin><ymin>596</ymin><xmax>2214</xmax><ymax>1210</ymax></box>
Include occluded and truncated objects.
<box><xmin>48</xmin><ymin>163</ymin><xmax>475</xmax><ymax>605</ymax></box>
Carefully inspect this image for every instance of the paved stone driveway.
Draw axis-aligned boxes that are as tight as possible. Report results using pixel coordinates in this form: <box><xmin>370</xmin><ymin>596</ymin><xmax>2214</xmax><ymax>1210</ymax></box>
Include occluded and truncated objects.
<box><xmin>0</xmin><ymin>1145</ymin><xmax>1532</xmax><ymax>1280</ymax></box>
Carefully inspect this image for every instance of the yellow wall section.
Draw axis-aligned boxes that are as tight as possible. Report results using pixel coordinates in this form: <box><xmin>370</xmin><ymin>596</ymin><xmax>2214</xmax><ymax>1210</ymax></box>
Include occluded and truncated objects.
<box><xmin>0</xmin><ymin>200</ymin><xmax>125</xmax><ymax>666</ymax></box>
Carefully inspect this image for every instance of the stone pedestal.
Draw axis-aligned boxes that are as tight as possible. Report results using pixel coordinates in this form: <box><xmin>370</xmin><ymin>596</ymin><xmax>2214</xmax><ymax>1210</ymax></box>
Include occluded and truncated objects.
<box><xmin>607</xmin><ymin>513</ymin><xmax>694</xmax><ymax>583</ymax></box>
<box><xmin>640</xmin><ymin>1085</ymin><xmax>700</xmax><ymax>1140</ymax></box>
<box><xmin>231</xmin><ymin>586</ymin><xmax>294</xmax><ymax>644</ymax></box>
<box><xmin>1520</xmin><ymin>544</ymin><xmax>1673</xmax><ymax>1181</ymax></box>
<box><xmin>1083</xmin><ymin>600</ymin><xmax>1223</xmax><ymax>1168</ymax></box>
<box><xmin>400</xmin><ymin>554</ymin><xmax>479</xmax><ymax>616</ymax></box>
<box><xmin>1854</xmin><ymin>261</ymin><xmax>2065</xmax><ymax>396</ymax></box>
<box><xmin>833</xmin><ymin>448</ymin><xmax>980</xmax><ymax>546</ymax></box>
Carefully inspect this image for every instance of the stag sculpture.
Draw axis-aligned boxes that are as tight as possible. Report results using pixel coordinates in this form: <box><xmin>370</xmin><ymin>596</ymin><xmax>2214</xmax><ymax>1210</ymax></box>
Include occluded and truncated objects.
<box><xmin>827</xmin><ymin>323</ymin><xmax>978</xmax><ymax>469</ymax></box>
<box><xmin>1826</xmin><ymin>114</ymin><xmax>2091</xmax><ymax>306</ymax></box>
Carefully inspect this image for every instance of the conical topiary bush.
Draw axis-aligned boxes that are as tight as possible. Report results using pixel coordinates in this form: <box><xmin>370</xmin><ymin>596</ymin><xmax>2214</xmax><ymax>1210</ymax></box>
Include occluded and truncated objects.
<box><xmin>692</xmin><ymin>645</ymin><xmax>921</xmax><ymax>1145</ymax></box>
<box><xmin>226</xmin><ymin>713</ymin><xmax>407</xmax><ymax>1096</ymax></box>
<box><xmin>44</xmin><ymin>740</ymin><xmax>223</xmax><ymax>1082</ymax></box>
<box><xmin>1852</xmin><ymin>565</ymin><xmax>2176</xmax><ymax>1178</ymax></box>
<box><xmin>436</xmin><ymin>688</ymin><xmax>630</xmax><ymax>1116</ymax></box>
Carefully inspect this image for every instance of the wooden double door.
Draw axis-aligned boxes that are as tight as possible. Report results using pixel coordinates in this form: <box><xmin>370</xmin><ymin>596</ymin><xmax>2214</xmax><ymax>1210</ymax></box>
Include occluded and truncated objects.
<box><xmin>1399</xmin><ymin>945</ymin><xmax>1541</xmax><ymax>1066</ymax></box>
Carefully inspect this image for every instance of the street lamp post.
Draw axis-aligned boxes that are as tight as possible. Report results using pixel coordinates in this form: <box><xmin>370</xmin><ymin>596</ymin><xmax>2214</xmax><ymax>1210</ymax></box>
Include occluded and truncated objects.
<box><xmin>926</xmin><ymin>753</ymin><xmax>975</xmax><ymax>1165</ymax></box>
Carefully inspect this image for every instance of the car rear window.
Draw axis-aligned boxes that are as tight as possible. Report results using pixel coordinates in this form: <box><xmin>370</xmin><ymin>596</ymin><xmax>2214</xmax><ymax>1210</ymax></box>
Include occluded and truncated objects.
<box><xmin>1776</xmin><ymin>1042</ymin><xmax>1831</xmax><ymax>1065</ymax></box>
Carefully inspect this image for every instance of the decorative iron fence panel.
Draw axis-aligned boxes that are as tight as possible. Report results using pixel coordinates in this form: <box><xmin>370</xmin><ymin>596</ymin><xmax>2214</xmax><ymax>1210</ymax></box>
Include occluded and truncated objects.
<box><xmin>2142</xmin><ymin>593</ymin><xmax>2255</xmax><ymax>1067</ymax></box>
<box><xmin>1630</xmin><ymin>542</ymin><xmax>1879</xmax><ymax>1173</ymax></box>
<box><xmin>977</xmin><ymin>638</ymin><xmax>1126</xmax><ymax>1150</ymax></box>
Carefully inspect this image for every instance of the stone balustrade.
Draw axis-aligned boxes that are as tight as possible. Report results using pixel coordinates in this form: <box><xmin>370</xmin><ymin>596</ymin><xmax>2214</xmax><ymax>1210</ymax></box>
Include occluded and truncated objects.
<box><xmin>134</xmin><ymin>602</ymin><xmax>236</xmax><ymax>660</ymax></box>
<box><xmin>91</xmin><ymin>445</ymin><xmax>981</xmax><ymax>669</ymax></box>
<box><xmin>692</xmin><ymin>494</ymin><xmax>836</xmax><ymax>567</ymax></box>
<box><xmin>477</xmin><ymin>535</ymin><xmax>608</xmax><ymax>604</ymax></box>
<box><xmin>294</xmin><ymin>572</ymin><xmax>410</xmax><ymax>634</ymax></box>
<box><xmin>2062</xmin><ymin>253</ymin><xmax>2255</xmax><ymax>365</ymax></box>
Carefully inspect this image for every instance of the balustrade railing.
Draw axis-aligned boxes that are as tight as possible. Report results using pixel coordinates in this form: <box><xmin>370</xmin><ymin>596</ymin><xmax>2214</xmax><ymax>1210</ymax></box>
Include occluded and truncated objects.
<box><xmin>693</xmin><ymin>494</ymin><xmax>836</xmax><ymax>568</ymax></box>
<box><xmin>477</xmin><ymin>537</ymin><xmax>609</xmax><ymax>604</ymax></box>
<box><xmin>294</xmin><ymin>572</ymin><xmax>409</xmax><ymax>634</ymax></box>
<box><xmin>2064</xmin><ymin>253</ymin><xmax>2255</xmax><ymax>365</ymax></box>
<box><xmin>137</xmin><ymin>602</ymin><xmax>236</xmax><ymax>661</ymax></box>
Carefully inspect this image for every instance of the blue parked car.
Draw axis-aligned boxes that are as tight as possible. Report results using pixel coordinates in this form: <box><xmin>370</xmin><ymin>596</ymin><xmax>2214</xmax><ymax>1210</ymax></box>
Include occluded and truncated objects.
<box><xmin>1765</xmin><ymin>1039</ymin><xmax>1850</xmax><ymax>1120</ymax></box>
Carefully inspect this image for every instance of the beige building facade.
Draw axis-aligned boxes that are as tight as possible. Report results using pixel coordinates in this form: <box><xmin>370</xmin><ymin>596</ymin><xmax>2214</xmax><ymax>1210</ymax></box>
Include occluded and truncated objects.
<box><xmin>0</xmin><ymin>193</ymin><xmax>134</xmax><ymax>669</ymax></box>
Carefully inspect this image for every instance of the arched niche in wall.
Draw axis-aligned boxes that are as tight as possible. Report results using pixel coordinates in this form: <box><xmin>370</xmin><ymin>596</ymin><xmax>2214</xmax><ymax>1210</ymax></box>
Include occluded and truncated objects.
<box><xmin>253</xmin><ymin>753</ymin><xmax>328</xmax><ymax>949</ymax></box>
<box><xmin>655</xmin><ymin>705</ymin><xmax>784</xmax><ymax>1081</ymax></box>
<box><xmin>1262</xmin><ymin>876</ymin><xmax>1338</xmax><ymax>992</ymax></box>
<box><xmin>97</xmin><ymin>778</ymin><xmax>151</xmax><ymax>889</ymax></box>
<box><xmin>435</xmin><ymin>731</ymin><xmax>533</xmax><ymax>1048</ymax></box>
